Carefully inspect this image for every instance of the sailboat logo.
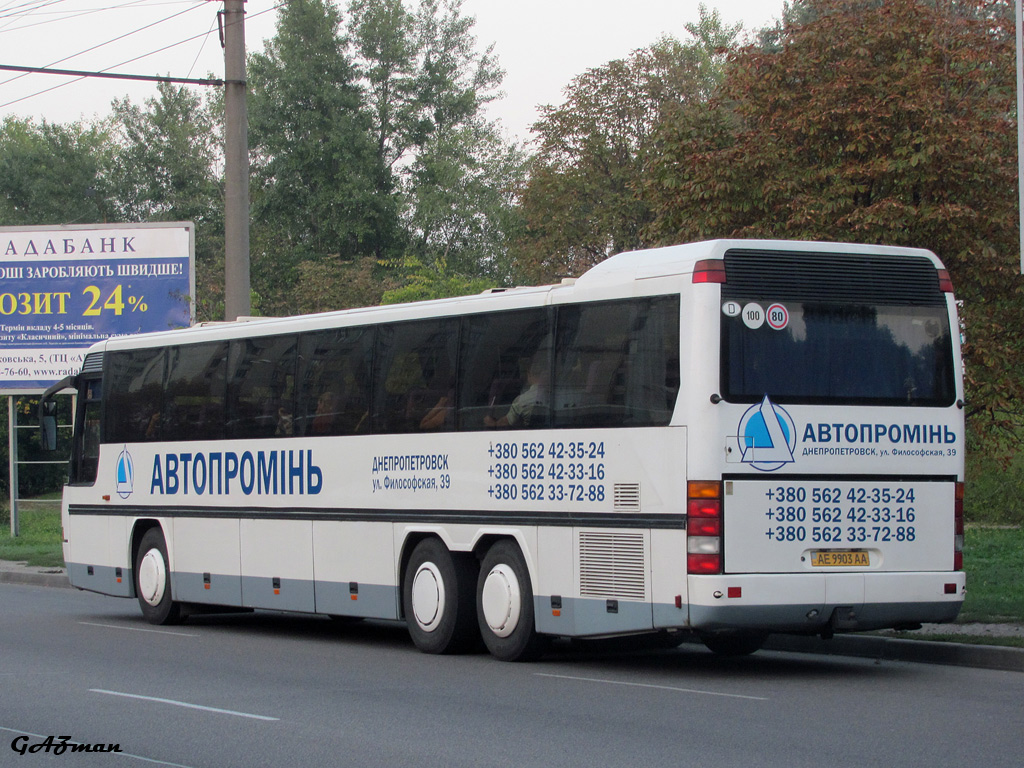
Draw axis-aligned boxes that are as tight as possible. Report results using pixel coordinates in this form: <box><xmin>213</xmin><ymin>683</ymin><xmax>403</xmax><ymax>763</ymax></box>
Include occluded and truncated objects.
<box><xmin>115</xmin><ymin>447</ymin><xmax>134</xmax><ymax>499</ymax></box>
<box><xmin>737</xmin><ymin>396</ymin><xmax>797</xmax><ymax>472</ymax></box>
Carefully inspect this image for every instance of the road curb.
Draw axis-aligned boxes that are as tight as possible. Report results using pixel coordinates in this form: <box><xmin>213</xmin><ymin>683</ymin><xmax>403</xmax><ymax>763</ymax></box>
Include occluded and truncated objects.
<box><xmin>0</xmin><ymin>569</ymin><xmax>71</xmax><ymax>589</ymax></box>
<box><xmin>763</xmin><ymin>633</ymin><xmax>1024</xmax><ymax>673</ymax></box>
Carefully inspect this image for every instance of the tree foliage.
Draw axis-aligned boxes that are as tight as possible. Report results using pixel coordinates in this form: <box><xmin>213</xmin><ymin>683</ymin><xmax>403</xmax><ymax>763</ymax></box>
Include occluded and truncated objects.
<box><xmin>107</xmin><ymin>83</ymin><xmax>221</xmax><ymax>227</ymax></box>
<box><xmin>106</xmin><ymin>83</ymin><xmax>224</xmax><ymax>321</ymax></box>
<box><xmin>247</xmin><ymin>0</ymin><xmax>400</xmax><ymax>315</ymax></box>
<box><xmin>349</xmin><ymin>0</ymin><xmax>521</xmax><ymax>291</ymax></box>
<box><xmin>516</xmin><ymin>5</ymin><xmax>739</xmax><ymax>282</ymax></box>
<box><xmin>243</xmin><ymin>0</ymin><xmax>518</xmax><ymax>314</ymax></box>
<box><xmin>0</xmin><ymin>117</ymin><xmax>114</xmax><ymax>226</ymax></box>
<box><xmin>645</xmin><ymin>0</ymin><xmax>1023</xmax><ymax>446</ymax></box>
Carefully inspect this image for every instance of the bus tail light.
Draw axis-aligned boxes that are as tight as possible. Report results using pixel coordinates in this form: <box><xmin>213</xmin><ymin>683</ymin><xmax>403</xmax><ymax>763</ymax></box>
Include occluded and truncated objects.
<box><xmin>692</xmin><ymin>259</ymin><xmax>726</xmax><ymax>283</ymax></box>
<box><xmin>688</xmin><ymin>481</ymin><xmax>723</xmax><ymax>574</ymax></box>
<box><xmin>953</xmin><ymin>481</ymin><xmax>964</xmax><ymax>571</ymax></box>
<box><xmin>937</xmin><ymin>269</ymin><xmax>954</xmax><ymax>293</ymax></box>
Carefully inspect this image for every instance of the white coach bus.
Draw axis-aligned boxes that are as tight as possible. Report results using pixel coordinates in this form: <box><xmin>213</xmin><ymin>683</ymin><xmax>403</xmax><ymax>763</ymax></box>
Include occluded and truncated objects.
<box><xmin>41</xmin><ymin>240</ymin><xmax>966</xmax><ymax>660</ymax></box>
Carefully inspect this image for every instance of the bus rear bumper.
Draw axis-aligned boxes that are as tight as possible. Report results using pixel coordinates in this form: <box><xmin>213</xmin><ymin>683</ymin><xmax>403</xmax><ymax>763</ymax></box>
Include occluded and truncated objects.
<box><xmin>687</xmin><ymin>571</ymin><xmax>966</xmax><ymax>634</ymax></box>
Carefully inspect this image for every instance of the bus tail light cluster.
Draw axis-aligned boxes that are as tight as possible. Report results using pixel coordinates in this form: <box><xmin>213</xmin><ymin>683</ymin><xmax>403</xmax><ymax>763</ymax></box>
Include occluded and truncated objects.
<box><xmin>937</xmin><ymin>268</ymin><xmax>954</xmax><ymax>293</ymax></box>
<box><xmin>687</xmin><ymin>481</ymin><xmax>722</xmax><ymax>574</ymax></box>
<box><xmin>953</xmin><ymin>481</ymin><xmax>964</xmax><ymax>571</ymax></box>
<box><xmin>692</xmin><ymin>259</ymin><xmax>726</xmax><ymax>284</ymax></box>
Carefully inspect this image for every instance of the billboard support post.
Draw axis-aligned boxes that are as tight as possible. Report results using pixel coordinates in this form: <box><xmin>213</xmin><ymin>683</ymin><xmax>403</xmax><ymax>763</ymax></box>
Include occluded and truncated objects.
<box><xmin>8</xmin><ymin>396</ymin><xmax>18</xmax><ymax>537</ymax></box>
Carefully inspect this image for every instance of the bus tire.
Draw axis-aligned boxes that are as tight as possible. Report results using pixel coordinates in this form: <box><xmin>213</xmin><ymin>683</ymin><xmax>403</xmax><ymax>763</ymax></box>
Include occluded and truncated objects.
<box><xmin>402</xmin><ymin>538</ymin><xmax>479</xmax><ymax>654</ymax></box>
<box><xmin>700</xmin><ymin>631</ymin><xmax>767</xmax><ymax>657</ymax></box>
<box><xmin>134</xmin><ymin>528</ymin><xmax>183</xmax><ymax>625</ymax></box>
<box><xmin>476</xmin><ymin>540</ymin><xmax>544</xmax><ymax>662</ymax></box>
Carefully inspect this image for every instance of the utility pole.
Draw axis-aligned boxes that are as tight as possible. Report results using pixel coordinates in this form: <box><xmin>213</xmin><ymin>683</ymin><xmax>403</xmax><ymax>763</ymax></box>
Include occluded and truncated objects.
<box><xmin>223</xmin><ymin>0</ymin><xmax>250</xmax><ymax>319</ymax></box>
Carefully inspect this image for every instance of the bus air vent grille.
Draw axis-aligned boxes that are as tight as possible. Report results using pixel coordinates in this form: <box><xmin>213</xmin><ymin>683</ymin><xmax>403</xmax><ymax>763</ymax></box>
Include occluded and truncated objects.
<box><xmin>722</xmin><ymin>249</ymin><xmax>946</xmax><ymax>306</ymax></box>
<box><xmin>578</xmin><ymin>531</ymin><xmax>646</xmax><ymax>600</ymax></box>
<box><xmin>80</xmin><ymin>352</ymin><xmax>103</xmax><ymax>374</ymax></box>
<box><xmin>613</xmin><ymin>483</ymin><xmax>641</xmax><ymax>511</ymax></box>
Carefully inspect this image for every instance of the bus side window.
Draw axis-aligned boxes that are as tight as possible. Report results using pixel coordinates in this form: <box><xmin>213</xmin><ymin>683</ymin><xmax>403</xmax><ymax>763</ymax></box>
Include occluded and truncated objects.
<box><xmin>72</xmin><ymin>377</ymin><xmax>102</xmax><ymax>485</ymax></box>
<box><xmin>554</xmin><ymin>296</ymin><xmax>679</xmax><ymax>428</ymax></box>
<box><xmin>457</xmin><ymin>308</ymin><xmax>552</xmax><ymax>431</ymax></box>
<box><xmin>373</xmin><ymin>319</ymin><xmax>458</xmax><ymax>434</ymax></box>
<box><xmin>227</xmin><ymin>336</ymin><xmax>297</xmax><ymax>439</ymax></box>
<box><xmin>105</xmin><ymin>348</ymin><xmax>167</xmax><ymax>444</ymax></box>
<box><xmin>296</xmin><ymin>326</ymin><xmax>374</xmax><ymax>437</ymax></box>
<box><xmin>163</xmin><ymin>342</ymin><xmax>228</xmax><ymax>442</ymax></box>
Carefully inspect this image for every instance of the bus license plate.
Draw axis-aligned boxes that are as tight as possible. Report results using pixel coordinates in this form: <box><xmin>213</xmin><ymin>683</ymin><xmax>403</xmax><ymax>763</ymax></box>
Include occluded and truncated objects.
<box><xmin>811</xmin><ymin>551</ymin><xmax>870</xmax><ymax>567</ymax></box>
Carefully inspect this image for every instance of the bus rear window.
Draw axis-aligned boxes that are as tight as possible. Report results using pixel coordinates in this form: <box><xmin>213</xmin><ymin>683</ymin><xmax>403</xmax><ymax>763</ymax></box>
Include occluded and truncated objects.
<box><xmin>722</xmin><ymin>301</ymin><xmax>955</xmax><ymax>405</ymax></box>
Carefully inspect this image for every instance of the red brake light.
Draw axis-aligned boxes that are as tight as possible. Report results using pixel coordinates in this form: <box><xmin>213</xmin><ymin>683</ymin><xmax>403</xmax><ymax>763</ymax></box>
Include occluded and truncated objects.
<box><xmin>688</xmin><ymin>518</ymin><xmax>721</xmax><ymax>537</ymax></box>
<box><xmin>692</xmin><ymin>259</ymin><xmax>726</xmax><ymax>283</ymax></box>
<box><xmin>687</xmin><ymin>553</ymin><xmax>722</xmax><ymax>574</ymax></box>
<box><xmin>688</xmin><ymin>498</ymin><xmax>720</xmax><ymax>516</ymax></box>
<box><xmin>688</xmin><ymin>498</ymin><xmax>721</xmax><ymax>535</ymax></box>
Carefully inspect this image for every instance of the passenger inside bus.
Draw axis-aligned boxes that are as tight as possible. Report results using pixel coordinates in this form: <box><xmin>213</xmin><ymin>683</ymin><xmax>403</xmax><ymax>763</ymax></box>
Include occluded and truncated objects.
<box><xmin>484</xmin><ymin>355</ymin><xmax>549</xmax><ymax>428</ymax></box>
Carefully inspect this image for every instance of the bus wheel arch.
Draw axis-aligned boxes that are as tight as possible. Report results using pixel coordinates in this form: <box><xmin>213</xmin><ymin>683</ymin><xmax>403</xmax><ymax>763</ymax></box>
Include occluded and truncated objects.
<box><xmin>401</xmin><ymin>536</ymin><xmax>479</xmax><ymax>654</ymax></box>
<box><xmin>129</xmin><ymin>519</ymin><xmax>162</xmax><ymax>593</ymax></box>
<box><xmin>476</xmin><ymin>538</ymin><xmax>545</xmax><ymax>662</ymax></box>
<box><xmin>132</xmin><ymin>524</ymin><xmax>183</xmax><ymax>625</ymax></box>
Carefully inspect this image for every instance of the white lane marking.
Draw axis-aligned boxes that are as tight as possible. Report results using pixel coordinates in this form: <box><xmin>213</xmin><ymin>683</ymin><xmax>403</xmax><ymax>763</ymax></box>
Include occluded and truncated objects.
<box><xmin>78</xmin><ymin>621</ymin><xmax>198</xmax><ymax>637</ymax></box>
<box><xmin>0</xmin><ymin>725</ymin><xmax>197</xmax><ymax>767</ymax></box>
<box><xmin>89</xmin><ymin>689</ymin><xmax>280</xmax><ymax>721</ymax></box>
<box><xmin>535</xmin><ymin>673</ymin><xmax>769</xmax><ymax>701</ymax></box>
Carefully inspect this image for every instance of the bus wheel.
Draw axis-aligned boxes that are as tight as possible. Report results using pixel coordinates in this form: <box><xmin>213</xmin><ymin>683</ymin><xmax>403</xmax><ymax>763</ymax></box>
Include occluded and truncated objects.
<box><xmin>476</xmin><ymin>540</ymin><xmax>544</xmax><ymax>662</ymax></box>
<box><xmin>134</xmin><ymin>528</ymin><xmax>183</xmax><ymax>625</ymax></box>
<box><xmin>402</xmin><ymin>538</ymin><xmax>478</xmax><ymax>654</ymax></box>
<box><xmin>700</xmin><ymin>631</ymin><xmax>767</xmax><ymax>657</ymax></box>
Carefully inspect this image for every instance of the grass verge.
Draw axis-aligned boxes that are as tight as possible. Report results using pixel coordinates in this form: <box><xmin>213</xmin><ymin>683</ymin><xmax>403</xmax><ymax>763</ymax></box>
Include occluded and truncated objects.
<box><xmin>0</xmin><ymin>498</ymin><xmax>63</xmax><ymax>568</ymax></box>
<box><xmin>959</xmin><ymin>525</ymin><xmax>1024</xmax><ymax>623</ymax></box>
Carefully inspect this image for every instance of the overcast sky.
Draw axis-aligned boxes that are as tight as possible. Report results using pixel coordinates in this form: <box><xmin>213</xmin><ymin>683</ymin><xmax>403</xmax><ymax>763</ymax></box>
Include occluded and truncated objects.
<box><xmin>0</xmin><ymin>0</ymin><xmax>785</xmax><ymax>143</ymax></box>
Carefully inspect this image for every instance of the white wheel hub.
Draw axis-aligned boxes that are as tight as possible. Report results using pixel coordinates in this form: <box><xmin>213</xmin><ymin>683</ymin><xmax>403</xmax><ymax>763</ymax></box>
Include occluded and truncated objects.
<box><xmin>411</xmin><ymin>562</ymin><xmax>445</xmax><ymax>632</ymax></box>
<box><xmin>481</xmin><ymin>564</ymin><xmax>521</xmax><ymax>638</ymax></box>
<box><xmin>138</xmin><ymin>548</ymin><xmax>167</xmax><ymax>607</ymax></box>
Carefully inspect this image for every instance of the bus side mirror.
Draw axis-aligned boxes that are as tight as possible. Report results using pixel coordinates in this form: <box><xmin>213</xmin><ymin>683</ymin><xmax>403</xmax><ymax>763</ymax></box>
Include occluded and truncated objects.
<box><xmin>39</xmin><ymin>399</ymin><xmax>57</xmax><ymax>452</ymax></box>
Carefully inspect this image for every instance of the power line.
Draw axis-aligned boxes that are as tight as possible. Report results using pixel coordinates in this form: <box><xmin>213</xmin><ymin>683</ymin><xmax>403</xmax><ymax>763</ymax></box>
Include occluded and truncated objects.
<box><xmin>0</xmin><ymin>2</ymin><xmax>208</xmax><ymax>90</ymax></box>
<box><xmin>0</xmin><ymin>1</ymin><xmax>200</xmax><ymax>34</ymax></box>
<box><xmin>0</xmin><ymin>62</ymin><xmax>225</xmax><ymax>85</ymax></box>
<box><xmin>0</xmin><ymin>0</ymin><xmax>217</xmax><ymax>108</ymax></box>
<box><xmin>0</xmin><ymin>2</ymin><xmax>282</xmax><ymax>111</ymax></box>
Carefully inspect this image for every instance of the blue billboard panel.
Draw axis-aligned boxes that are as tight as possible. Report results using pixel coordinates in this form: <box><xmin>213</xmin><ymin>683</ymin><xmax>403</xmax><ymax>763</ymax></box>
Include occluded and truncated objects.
<box><xmin>0</xmin><ymin>223</ymin><xmax>194</xmax><ymax>390</ymax></box>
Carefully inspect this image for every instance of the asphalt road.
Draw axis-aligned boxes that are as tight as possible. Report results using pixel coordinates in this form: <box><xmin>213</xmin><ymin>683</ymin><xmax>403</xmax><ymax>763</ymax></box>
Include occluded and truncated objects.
<box><xmin>2</xmin><ymin>584</ymin><xmax>1022</xmax><ymax>768</ymax></box>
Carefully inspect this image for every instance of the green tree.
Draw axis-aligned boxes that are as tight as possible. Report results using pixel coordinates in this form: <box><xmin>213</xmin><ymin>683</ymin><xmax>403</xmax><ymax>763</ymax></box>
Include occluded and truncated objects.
<box><xmin>106</xmin><ymin>82</ymin><xmax>224</xmax><ymax>321</ymax></box>
<box><xmin>403</xmin><ymin>120</ymin><xmax>526</xmax><ymax>282</ymax></box>
<box><xmin>0</xmin><ymin>117</ymin><xmax>114</xmax><ymax>226</ymax></box>
<box><xmin>248</xmin><ymin>0</ymin><xmax>399</xmax><ymax>315</ymax></box>
<box><xmin>107</xmin><ymin>83</ymin><xmax>221</xmax><ymax>226</ymax></box>
<box><xmin>645</xmin><ymin>0</ymin><xmax>1023</xmax><ymax>447</ymax></box>
<box><xmin>347</xmin><ymin>0</ymin><xmax>422</xmax><ymax>172</ymax></box>
<box><xmin>348</xmin><ymin>0</ymin><xmax>503</xmax><ymax>174</ymax></box>
<box><xmin>292</xmin><ymin>254</ymin><xmax>397</xmax><ymax>313</ymax></box>
<box><xmin>516</xmin><ymin>5</ymin><xmax>740</xmax><ymax>283</ymax></box>
<box><xmin>379</xmin><ymin>254</ymin><xmax>492</xmax><ymax>303</ymax></box>
<box><xmin>348</xmin><ymin>0</ymin><xmax>522</xmax><ymax>292</ymax></box>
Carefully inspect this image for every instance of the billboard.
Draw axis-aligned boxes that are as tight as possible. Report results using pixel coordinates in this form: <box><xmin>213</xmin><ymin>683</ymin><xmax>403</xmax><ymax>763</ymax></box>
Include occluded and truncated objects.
<box><xmin>0</xmin><ymin>222</ymin><xmax>194</xmax><ymax>391</ymax></box>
